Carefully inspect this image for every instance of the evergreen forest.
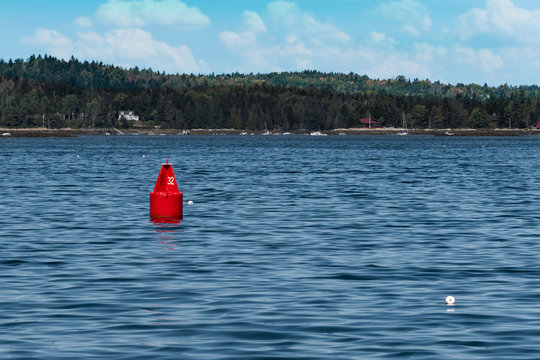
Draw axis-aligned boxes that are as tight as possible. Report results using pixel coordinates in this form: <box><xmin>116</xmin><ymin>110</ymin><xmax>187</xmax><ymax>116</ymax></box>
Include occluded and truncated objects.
<box><xmin>1</xmin><ymin>55</ymin><xmax>539</xmax><ymax>130</ymax></box>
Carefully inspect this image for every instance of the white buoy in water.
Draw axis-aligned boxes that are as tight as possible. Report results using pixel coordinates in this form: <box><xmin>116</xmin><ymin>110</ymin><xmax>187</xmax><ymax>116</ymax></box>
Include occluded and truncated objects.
<box><xmin>445</xmin><ymin>295</ymin><xmax>455</xmax><ymax>305</ymax></box>
<box><xmin>142</xmin><ymin>154</ymin><xmax>146</xmax><ymax>158</ymax></box>
<box><xmin>188</xmin><ymin>200</ymin><xmax>194</xmax><ymax>205</ymax></box>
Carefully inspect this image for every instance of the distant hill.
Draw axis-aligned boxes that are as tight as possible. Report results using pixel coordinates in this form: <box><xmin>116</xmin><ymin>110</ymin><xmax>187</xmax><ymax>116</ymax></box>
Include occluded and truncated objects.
<box><xmin>0</xmin><ymin>55</ymin><xmax>539</xmax><ymax>130</ymax></box>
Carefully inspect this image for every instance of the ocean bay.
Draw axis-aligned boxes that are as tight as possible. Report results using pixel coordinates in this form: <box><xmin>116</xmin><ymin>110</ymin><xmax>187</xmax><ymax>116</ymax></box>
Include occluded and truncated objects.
<box><xmin>1</xmin><ymin>135</ymin><xmax>539</xmax><ymax>359</ymax></box>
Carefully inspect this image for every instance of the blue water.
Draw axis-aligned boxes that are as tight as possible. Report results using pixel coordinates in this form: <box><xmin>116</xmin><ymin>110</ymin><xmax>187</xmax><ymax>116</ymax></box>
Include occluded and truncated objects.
<box><xmin>1</xmin><ymin>135</ymin><xmax>539</xmax><ymax>359</ymax></box>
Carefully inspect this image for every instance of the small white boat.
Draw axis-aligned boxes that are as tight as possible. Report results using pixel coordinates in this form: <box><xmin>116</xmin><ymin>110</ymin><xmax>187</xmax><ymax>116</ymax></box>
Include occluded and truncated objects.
<box><xmin>240</xmin><ymin>130</ymin><xmax>248</xmax><ymax>135</ymax></box>
<box><xmin>261</xmin><ymin>122</ymin><xmax>271</xmax><ymax>135</ymax></box>
<box><xmin>310</xmin><ymin>131</ymin><xmax>327</xmax><ymax>136</ymax></box>
<box><xmin>2</xmin><ymin>132</ymin><xmax>11</xmax><ymax>137</ymax></box>
<box><xmin>397</xmin><ymin>112</ymin><xmax>408</xmax><ymax>135</ymax></box>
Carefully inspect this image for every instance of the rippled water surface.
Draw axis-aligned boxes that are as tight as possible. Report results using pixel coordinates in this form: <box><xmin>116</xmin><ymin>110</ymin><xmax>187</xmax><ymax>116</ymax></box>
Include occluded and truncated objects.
<box><xmin>1</xmin><ymin>135</ymin><xmax>539</xmax><ymax>359</ymax></box>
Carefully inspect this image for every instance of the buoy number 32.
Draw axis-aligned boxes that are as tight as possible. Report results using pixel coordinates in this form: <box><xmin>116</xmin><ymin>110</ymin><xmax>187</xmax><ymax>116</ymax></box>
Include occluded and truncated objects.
<box><xmin>167</xmin><ymin>177</ymin><xmax>175</xmax><ymax>185</ymax></box>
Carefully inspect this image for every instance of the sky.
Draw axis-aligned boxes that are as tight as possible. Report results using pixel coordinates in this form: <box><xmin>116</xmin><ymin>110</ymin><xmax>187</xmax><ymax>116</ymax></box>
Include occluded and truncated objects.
<box><xmin>2</xmin><ymin>0</ymin><xmax>540</xmax><ymax>85</ymax></box>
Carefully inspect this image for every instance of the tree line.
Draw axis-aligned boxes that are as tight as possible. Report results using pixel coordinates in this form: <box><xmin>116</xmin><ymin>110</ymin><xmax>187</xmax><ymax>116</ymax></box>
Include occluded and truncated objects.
<box><xmin>0</xmin><ymin>55</ymin><xmax>539</xmax><ymax>130</ymax></box>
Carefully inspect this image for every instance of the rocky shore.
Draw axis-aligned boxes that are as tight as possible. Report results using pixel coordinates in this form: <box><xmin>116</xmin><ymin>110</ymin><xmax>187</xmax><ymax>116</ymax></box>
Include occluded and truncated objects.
<box><xmin>1</xmin><ymin>127</ymin><xmax>538</xmax><ymax>137</ymax></box>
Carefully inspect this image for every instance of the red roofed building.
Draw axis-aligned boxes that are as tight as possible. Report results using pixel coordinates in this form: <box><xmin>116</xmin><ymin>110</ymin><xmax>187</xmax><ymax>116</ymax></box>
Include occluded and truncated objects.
<box><xmin>359</xmin><ymin>118</ymin><xmax>381</xmax><ymax>128</ymax></box>
<box><xmin>536</xmin><ymin>119</ymin><xmax>540</xmax><ymax>129</ymax></box>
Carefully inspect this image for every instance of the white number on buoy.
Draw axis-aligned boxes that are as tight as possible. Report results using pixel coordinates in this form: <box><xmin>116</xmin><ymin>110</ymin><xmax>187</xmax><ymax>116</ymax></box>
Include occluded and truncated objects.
<box><xmin>167</xmin><ymin>177</ymin><xmax>175</xmax><ymax>185</ymax></box>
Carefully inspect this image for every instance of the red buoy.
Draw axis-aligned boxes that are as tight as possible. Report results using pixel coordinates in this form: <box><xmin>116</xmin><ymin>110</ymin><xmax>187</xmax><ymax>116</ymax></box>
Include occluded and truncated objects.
<box><xmin>150</xmin><ymin>157</ymin><xmax>183</xmax><ymax>220</ymax></box>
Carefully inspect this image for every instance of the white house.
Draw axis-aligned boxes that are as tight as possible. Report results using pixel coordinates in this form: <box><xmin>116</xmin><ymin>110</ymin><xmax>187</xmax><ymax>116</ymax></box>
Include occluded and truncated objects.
<box><xmin>118</xmin><ymin>111</ymin><xmax>139</xmax><ymax>121</ymax></box>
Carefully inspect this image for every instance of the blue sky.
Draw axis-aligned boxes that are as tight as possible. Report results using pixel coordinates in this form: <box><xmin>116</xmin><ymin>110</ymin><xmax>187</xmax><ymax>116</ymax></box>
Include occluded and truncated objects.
<box><xmin>2</xmin><ymin>0</ymin><xmax>540</xmax><ymax>85</ymax></box>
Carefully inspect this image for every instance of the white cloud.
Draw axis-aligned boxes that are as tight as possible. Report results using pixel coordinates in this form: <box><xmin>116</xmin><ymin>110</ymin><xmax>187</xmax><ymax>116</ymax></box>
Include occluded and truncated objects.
<box><xmin>267</xmin><ymin>1</ymin><xmax>350</xmax><ymax>43</ymax></box>
<box><xmin>477</xmin><ymin>49</ymin><xmax>504</xmax><ymax>71</ymax></box>
<box><xmin>458</xmin><ymin>0</ymin><xmax>540</xmax><ymax>43</ymax></box>
<box><xmin>219</xmin><ymin>2</ymin><xmax>353</xmax><ymax>73</ymax></box>
<box><xmin>210</xmin><ymin>0</ymin><xmax>520</xmax><ymax>84</ymax></box>
<box><xmin>23</xmin><ymin>28</ymin><xmax>74</xmax><ymax>59</ymax></box>
<box><xmin>328</xmin><ymin>47</ymin><xmax>431</xmax><ymax>80</ymax></box>
<box><xmin>74</xmin><ymin>16</ymin><xmax>93</xmax><ymax>28</ymax></box>
<box><xmin>24</xmin><ymin>27</ymin><xmax>207</xmax><ymax>74</ymax></box>
<box><xmin>106</xmin><ymin>28</ymin><xmax>205</xmax><ymax>71</ymax></box>
<box><xmin>219</xmin><ymin>11</ymin><xmax>267</xmax><ymax>51</ymax></box>
<box><xmin>219</xmin><ymin>11</ymin><xmax>275</xmax><ymax>70</ymax></box>
<box><xmin>454</xmin><ymin>46</ymin><xmax>504</xmax><ymax>72</ymax></box>
<box><xmin>28</xmin><ymin>0</ymin><xmax>211</xmax><ymax>73</ymax></box>
<box><xmin>95</xmin><ymin>0</ymin><xmax>210</xmax><ymax>28</ymax></box>
<box><xmin>332</xmin><ymin>44</ymin><xmax>505</xmax><ymax>84</ymax></box>
<box><xmin>25</xmin><ymin>28</ymin><xmax>72</xmax><ymax>48</ymax></box>
<box><xmin>243</xmin><ymin>10</ymin><xmax>266</xmax><ymax>34</ymax></box>
<box><xmin>414</xmin><ymin>43</ymin><xmax>447</xmax><ymax>62</ymax></box>
<box><xmin>377</xmin><ymin>0</ymin><xmax>431</xmax><ymax>34</ymax></box>
<box><xmin>219</xmin><ymin>31</ymin><xmax>257</xmax><ymax>51</ymax></box>
<box><xmin>370</xmin><ymin>32</ymin><xmax>387</xmax><ymax>43</ymax></box>
<box><xmin>266</xmin><ymin>1</ymin><xmax>297</xmax><ymax>26</ymax></box>
<box><xmin>369</xmin><ymin>31</ymin><xmax>397</xmax><ymax>45</ymax></box>
<box><xmin>218</xmin><ymin>33</ymin><xmax>510</xmax><ymax>84</ymax></box>
<box><xmin>402</xmin><ymin>24</ymin><xmax>420</xmax><ymax>37</ymax></box>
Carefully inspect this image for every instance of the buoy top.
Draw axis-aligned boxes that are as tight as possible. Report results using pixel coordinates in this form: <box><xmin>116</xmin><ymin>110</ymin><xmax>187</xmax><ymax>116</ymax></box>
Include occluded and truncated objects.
<box><xmin>152</xmin><ymin>158</ymin><xmax>179</xmax><ymax>194</ymax></box>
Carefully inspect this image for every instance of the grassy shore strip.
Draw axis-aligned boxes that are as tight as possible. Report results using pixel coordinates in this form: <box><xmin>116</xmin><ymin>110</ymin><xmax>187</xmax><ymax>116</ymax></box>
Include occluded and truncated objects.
<box><xmin>1</xmin><ymin>127</ymin><xmax>539</xmax><ymax>137</ymax></box>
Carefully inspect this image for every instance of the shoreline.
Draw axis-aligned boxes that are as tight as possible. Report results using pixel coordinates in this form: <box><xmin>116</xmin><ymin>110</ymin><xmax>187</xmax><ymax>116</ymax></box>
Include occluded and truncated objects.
<box><xmin>1</xmin><ymin>127</ymin><xmax>538</xmax><ymax>137</ymax></box>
